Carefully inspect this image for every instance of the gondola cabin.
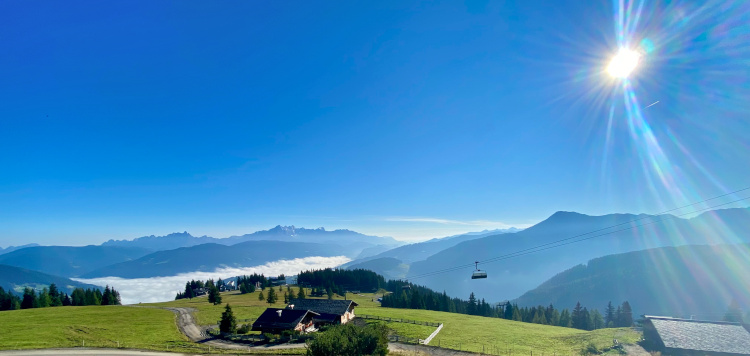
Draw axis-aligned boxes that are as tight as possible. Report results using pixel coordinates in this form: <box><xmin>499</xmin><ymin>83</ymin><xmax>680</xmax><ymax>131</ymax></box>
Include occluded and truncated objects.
<box><xmin>472</xmin><ymin>261</ymin><xmax>487</xmax><ymax>279</ymax></box>
<box><xmin>471</xmin><ymin>270</ymin><xmax>487</xmax><ymax>279</ymax></box>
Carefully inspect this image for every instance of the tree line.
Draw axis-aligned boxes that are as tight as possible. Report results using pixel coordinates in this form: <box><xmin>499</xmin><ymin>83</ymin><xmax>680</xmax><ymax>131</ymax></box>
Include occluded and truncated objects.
<box><xmin>0</xmin><ymin>284</ymin><xmax>120</xmax><ymax>311</ymax></box>
<box><xmin>380</xmin><ymin>280</ymin><xmax>633</xmax><ymax>330</ymax></box>
<box><xmin>175</xmin><ymin>274</ymin><xmax>275</xmax><ymax>304</ymax></box>
<box><xmin>297</xmin><ymin>268</ymin><xmax>385</xmax><ymax>295</ymax></box>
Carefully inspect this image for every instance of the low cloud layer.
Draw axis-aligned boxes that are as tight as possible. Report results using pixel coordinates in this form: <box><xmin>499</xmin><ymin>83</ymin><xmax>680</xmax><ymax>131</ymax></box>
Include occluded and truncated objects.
<box><xmin>74</xmin><ymin>256</ymin><xmax>350</xmax><ymax>305</ymax></box>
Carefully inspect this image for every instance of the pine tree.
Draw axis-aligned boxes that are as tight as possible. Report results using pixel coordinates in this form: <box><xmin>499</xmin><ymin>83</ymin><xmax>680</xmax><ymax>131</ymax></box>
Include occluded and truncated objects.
<box><xmin>267</xmin><ymin>287</ymin><xmax>278</xmax><ymax>305</ymax></box>
<box><xmin>102</xmin><ymin>286</ymin><xmax>112</xmax><ymax>305</ymax></box>
<box><xmin>219</xmin><ymin>304</ymin><xmax>237</xmax><ymax>334</ymax></box>
<box><xmin>532</xmin><ymin>308</ymin><xmax>547</xmax><ymax>324</ymax></box>
<box><xmin>208</xmin><ymin>286</ymin><xmax>222</xmax><ymax>305</ymax></box>
<box><xmin>590</xmin><ymin>309</ymin><xmax>604</xmax><ymax>330</ymax></box>
<box><xmin>21</xmin><ymin>287</ymin><xmax>38</xmax><ymax>309</ymax></box>
<box><xmin>559</xmin><ymin>309</ymin><xmax>572</xmax><ymax>327</ymax></box>
<box><xmin>504</xmin><ymin>303</ymin><xmax>514</xmax><ymax>320</ymax></box>
<box><xmin>605</xmin><ymin>301</ymin><xmax>616</xmax><ymax>328</ymax></box>
<box><xmin>298</xmin><ymin>286</ymin><xmax>306</xmax><ymax>299</ymax></box>
<box><xmin>258</xmin><ymin>290</ymin><xmax>265</xmax><ymax>302</ymax></box>
<box><xmin>620</xmin><ymin>301</ymin><xmax>633</xmax><ymax>327</ymax></box>
<box><xmin>283</xmin><ymin>292</ymin><xmax>289</xmax><ymax>304</ymax></box>
<box><xmin>38</xmin><ymin>287</ymin><xmax>51</xmax><ymax>308</ymax></box>
<box><xmin>581</xmin><ymin>307</ymin><xmax>592</xmax><ymax>330</ymax></box>
<box><xmin>512</xmin><ymin>307</ymin><xmax>523</xmax><ymax>321</ymax></box>
<box><xmin>549</xmin><ymin>308</ymin><xmax>560</xmax><ymax>326</ymax></box>
<box><xmin>572</xmin><ymin>302</ymin><xmax>584</xmax><ymax>329</ymax></box>
<box><xmin>467</xmin><ymin>292</ymin><xmax>477</xmax><ymax>315</ymax></box>
<box><xmin>288</xmin><ymin>287</ymin><xmax>297</xmax><ymax>300</ymax></box>
<box><xmin>48</xmin><ymin>284</ymin><xmax>62</xmax><ymax>307</ymax></box>
<box><xmin>62</xmin><ymin>293</ymin><xmax>72</xmax><ymax>306</ymax></box>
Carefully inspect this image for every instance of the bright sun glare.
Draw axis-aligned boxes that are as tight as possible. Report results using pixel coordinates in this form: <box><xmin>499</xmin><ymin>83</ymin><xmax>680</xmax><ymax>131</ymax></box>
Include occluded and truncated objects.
<box><xmin>607</xmin><ymin>48</ymin><xmax>641</xmax><ymax>78</ymax></box>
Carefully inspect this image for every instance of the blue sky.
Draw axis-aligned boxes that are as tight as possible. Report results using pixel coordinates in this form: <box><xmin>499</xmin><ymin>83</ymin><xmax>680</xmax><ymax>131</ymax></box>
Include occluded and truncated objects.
<box><xmin>1</xmin><ymin>0</ymin><xmax>749</xmax><ymax>246</ymax></box>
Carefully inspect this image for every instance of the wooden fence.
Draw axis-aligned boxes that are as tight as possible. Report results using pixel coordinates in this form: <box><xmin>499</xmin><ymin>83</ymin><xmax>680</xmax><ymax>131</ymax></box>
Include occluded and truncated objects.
<box><xmin>357</xmin><ymin>314</ymin><xmax>441</xmax><ymax>327</ymax></box>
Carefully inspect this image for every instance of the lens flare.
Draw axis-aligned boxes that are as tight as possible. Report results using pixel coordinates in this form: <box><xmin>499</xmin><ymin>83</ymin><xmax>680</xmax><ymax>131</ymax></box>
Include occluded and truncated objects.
<box><xmin>607</xmin><ymin>48</ymin><xmax>641</xmax><ymax>78</ymax></box>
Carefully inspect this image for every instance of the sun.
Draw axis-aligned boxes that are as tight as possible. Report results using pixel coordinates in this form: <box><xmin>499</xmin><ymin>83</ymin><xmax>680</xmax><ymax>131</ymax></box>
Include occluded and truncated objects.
<box><xmin>607</xmin><ymin>48</ymin><xmax>641</xmax><ymax>78</ymax></box>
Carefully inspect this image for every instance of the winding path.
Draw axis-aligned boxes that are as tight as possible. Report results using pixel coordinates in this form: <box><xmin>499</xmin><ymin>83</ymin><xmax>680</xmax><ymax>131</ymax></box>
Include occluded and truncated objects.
<box><xmin>163</xmin><ymin>307</ymin><xmax>306</xmax><ymax>351</ymax></box>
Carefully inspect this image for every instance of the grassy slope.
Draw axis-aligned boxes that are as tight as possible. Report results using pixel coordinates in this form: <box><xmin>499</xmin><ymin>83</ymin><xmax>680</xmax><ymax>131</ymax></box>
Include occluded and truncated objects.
<box><xmin>0</xmin><ymin>306</ymin><xmax>192</xmax><ymax>351</ymax></box>
<box><xmin>1</xmin><ymin>288</ymin><xmax>639</xmax><ymax>355</ymax></box>
<box><xmin>155</xmin><ymin>289</ymin><xmax>640</xmax><ymax>355</ymax></box>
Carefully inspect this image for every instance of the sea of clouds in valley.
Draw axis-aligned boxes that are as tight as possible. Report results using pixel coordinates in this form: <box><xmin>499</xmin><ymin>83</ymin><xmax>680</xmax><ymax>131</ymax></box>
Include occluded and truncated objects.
<box><xmin>74</xmin><ymin>256</ymin><xmax>351</xmax><ymax>305</ymax></box>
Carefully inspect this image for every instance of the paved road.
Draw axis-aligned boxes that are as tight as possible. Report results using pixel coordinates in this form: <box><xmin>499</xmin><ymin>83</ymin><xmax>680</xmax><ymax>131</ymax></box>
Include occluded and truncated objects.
<box><xmin>0</xmin><ymin>349</ymin><xmax>199</xmax><ymax>356</ymax></box>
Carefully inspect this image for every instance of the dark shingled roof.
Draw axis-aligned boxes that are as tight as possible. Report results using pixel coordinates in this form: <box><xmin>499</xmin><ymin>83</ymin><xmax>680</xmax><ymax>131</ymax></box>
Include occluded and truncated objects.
<box><xmin>646</xmin><ymin>316</ymin><xmax>750</xmax><ymax>355</ymax></box>
<box><xmin>287</xmin><ymin>299</ymin><xmax>358</xmax><ymax>316</ymax></box>
<box><xmin>252</xmin><ymin>308</ymin><xmax>319</xmax><ymax>331</ymax></box>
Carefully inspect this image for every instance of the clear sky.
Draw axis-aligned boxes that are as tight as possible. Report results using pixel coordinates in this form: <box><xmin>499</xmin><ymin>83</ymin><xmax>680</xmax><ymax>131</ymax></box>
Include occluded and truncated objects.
<box><xmin>1</xmin><ymin>0</ymin><xmax>749</xmax><ymax>246</ymax></box>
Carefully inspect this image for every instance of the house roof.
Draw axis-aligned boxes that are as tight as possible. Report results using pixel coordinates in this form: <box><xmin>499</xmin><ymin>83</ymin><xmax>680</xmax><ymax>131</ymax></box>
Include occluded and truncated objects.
<box><xmin>252</xmin><ymin>308</ymin><xmax>319</xmax><ymax>331</ymax></box>
<box><xmin>645</xmin><ymin>315</ymin><xmax>750</xmax><ymax>355</ymax></box>
<box><xmin>287</xmin><ymin>299</ymin><xmax>358</xmax><ymax>316</ymax></box>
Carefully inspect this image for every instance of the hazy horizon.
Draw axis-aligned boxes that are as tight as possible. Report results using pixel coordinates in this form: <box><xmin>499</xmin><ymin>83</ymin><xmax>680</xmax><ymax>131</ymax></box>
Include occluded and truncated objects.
<box><xmin>2</xmin><ymin>1</ymin><xmax>748</xmax><ymax>248</ymax></box>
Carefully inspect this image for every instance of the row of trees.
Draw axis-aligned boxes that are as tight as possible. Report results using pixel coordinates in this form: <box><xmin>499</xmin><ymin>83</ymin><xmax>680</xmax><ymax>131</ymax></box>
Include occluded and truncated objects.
<box><xmin>380</xmin><ymin>280</ymin><xmax>633</xmax><ymax>330</ymax></box>
<box><xmin>297</xmin><ymin>268</ymin><xmax>385</xmax><ymax>294</ymax></box>
<box><xmin>176</xmin><ymin>274</ymin><xmax>277</xmax><ymax>301</ymax></box>
<box><xmin>0</xmin><ymin>284</ymin><xmax>120</xmax><ymax>311</ymax></box>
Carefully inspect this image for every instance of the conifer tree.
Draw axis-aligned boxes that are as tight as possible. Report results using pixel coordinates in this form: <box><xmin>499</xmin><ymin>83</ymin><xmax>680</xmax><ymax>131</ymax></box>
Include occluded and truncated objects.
<box><xmin>467</xmin><ymin>292</ymin><xmax>477</xmax><ymax>315</ymax></box>
<box><xmin>21</xmin><ymin>287</ymin><xmax>37</xmax><ymax>309</ymax></box>
<box><xmin>504</xmin><ymin>303</ymin><xmax>514</xmax><ymax>320</ymax></box>
<box><xmin>267</xmin><ymin>287</ymin><xmax>277</xmax><ymax>305</ymax></box>
<box><xmin>219</xmin><ymin>304</ymin><xmax>237</xmax><ymax>334</ymax></box>
<box><xmin>620</xmin><ymin>301</ymin><xmax>633</xmax><ymax>327</ymax></box>
<box><xmin>590</xmin><ymin>309</ymin><xmax>604</xmax><ymax>330</ymax></box>
<box><xmin>559</xmin><ymin>308</ymin><xmax>571</xmax><ymax>327</ymax></box>
<box><xmin>298</xmin><ymin>286</ymin><xmax>306</xmax><ymax>299</ymax></box>
<box><xmin>38</xmin><ymin>287</ymin><xmax>51</xmax><ymax>308</ymax></box>
<box><xmin>208</xmin><ymin>286</ymin><xmax>222</xmax><ymax>305</ymax></box>
<box><xmin>605</xmin><ymin>301</ymin><xmax>616</xmax><ymax>328</ymax></box>
<box><xmin>258</xmin><ymin>290</ymin><xmax>265</xmax><ymax>302</ymax></box>
<box><xmin>572</xmin><ymin>302</ymin><xmax>584</xmax><ymax>329</ymax></box>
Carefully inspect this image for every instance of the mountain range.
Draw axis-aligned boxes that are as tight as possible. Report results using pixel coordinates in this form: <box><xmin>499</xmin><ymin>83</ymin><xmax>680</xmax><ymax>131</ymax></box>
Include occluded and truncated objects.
<box><xmin>342</xmin><ymin>228</ymin><xmax>520</xmax><ymax>279</ymax></box>
<box><xmin>403</xmin><ymin>207</ymin><xmax>750</xmax><ymax>302</ymax></box>
<box><xmin>0</xmin><ymin>244</ymin><xmax>39</xmax><ymax>256</ymax></box>
<box><xmin>101</xmin><ymin>225</ymin><xmax>401</xmax><ymax>258</ymax></box>
<box><xmin>82</xmin><ymin>240</ymin><xmax>346</xmax><ymax>278</ymax></box>
<box><xmin>0</xmin><ymin>264</ymin><xmax>103</xmax><ymax>295</ymax></box>
<box><xmin>0</xmin><ymin>246</ymin><xmax>152</xmax><ymax>278</ymax></box>
<box><xmin>513</xmin><ymin>243</ymin><xmax>750</xmax><ymax>318</ymax></box>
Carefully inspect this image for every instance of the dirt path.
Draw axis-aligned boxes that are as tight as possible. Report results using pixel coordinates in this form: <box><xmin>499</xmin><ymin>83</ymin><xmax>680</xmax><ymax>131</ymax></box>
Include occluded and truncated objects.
<box><xmin>140</xmin><ymin>306</ymin><xmax>307</xmax><ymax>351</ymax></box>
<box><xmin>622</xmin><ymin>344</ymin><xmax>650</xmax><ymax>356</ymax></box>
<box><xmin>389</xmin><ymin>342</ymin><xmax>483</xmax><ymax>356</ymax></box>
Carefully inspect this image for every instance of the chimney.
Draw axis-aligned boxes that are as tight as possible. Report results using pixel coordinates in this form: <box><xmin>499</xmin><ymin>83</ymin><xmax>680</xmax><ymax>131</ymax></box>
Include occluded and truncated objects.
<box><xmin>277</xmin><ymin>310</ymin><xmax>283</xmax><ymax>317</ymax></box>
<box><xmin>289</xmin><ymin>304</ymin><xmax>294</xmax><ymax>309</ymax></box>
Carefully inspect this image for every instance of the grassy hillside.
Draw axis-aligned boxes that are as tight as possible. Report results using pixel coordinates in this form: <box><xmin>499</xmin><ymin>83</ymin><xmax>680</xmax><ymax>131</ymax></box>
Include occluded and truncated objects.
<box><xmin>0</xmin><ymin>306</ymin><xmax>189</xmax><ymax>350</ymax></box>
<box><xmin>155</xmin><ymin>289</ymin><xmax>639</xmax><ymax>355</ymax></box>
<box><xmin>0</xmin><ymin>305</ymin><xmax>303</xmax><ymax>354</ymax></box>
<box><xmin>1</xmin><ymin>288</ymin><xmax>639</xmax><ymax>355</ymax></box>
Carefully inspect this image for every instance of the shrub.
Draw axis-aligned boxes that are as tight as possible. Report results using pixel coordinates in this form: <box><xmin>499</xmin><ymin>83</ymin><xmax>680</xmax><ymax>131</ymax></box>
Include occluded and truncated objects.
<box><xmin>237</xmin><ymin>324</ymin><xmax>251</xmax><ymax>334</ymax></box>
<box><xmin>306</xmin><ymin>323</ymin><xmax>388</xmax><ymax>356</ymax></box>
